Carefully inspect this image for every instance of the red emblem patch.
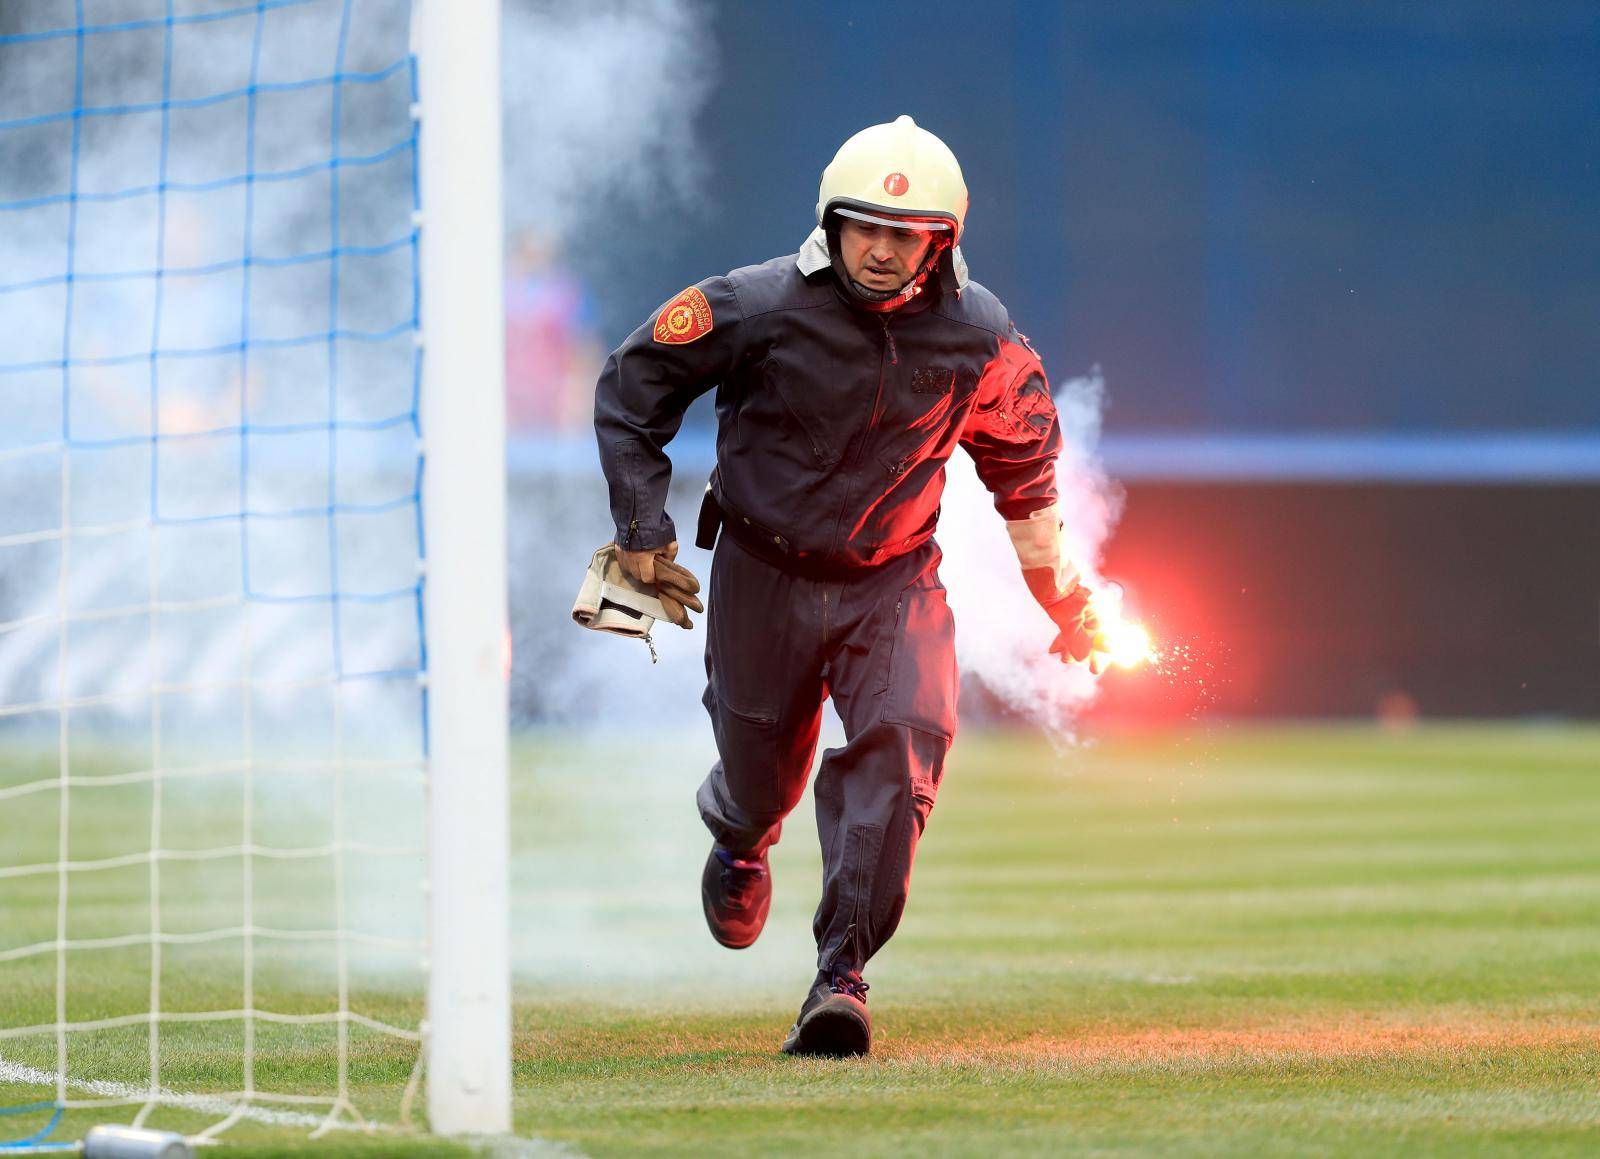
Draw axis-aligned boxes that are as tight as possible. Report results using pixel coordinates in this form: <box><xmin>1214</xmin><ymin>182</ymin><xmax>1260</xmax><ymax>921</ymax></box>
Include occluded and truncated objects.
<box><xmin>883</xmin><ymin>171</ymin><xmax>909</xmax><ymax>196</ymax></box>
<box><xmin>652</xmin><ymin>286</ymin><xmax>714</xmax><ymax>345</ymax></box>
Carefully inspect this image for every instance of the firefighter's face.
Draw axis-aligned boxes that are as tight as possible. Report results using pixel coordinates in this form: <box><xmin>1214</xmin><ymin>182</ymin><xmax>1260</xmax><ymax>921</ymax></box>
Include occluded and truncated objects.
<box><xmin>838</xmin><ymin>219</ymin><xmax>935</xmax><ymax>291</ymax></box>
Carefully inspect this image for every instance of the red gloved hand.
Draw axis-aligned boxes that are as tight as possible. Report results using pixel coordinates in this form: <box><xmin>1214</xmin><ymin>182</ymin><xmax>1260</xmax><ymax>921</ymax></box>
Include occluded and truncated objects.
<box><xmin>1041</xmin><ymin>582</ymin><xmax>1103</xmax><ymax>673</ymax></box>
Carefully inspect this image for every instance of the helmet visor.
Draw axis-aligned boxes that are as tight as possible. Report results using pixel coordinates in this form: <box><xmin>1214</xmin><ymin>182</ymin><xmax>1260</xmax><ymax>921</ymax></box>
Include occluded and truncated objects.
<box><xmin>831</xmin><ymin>204</ymin><xmax>952</xmax><ymax>232</ymax></box>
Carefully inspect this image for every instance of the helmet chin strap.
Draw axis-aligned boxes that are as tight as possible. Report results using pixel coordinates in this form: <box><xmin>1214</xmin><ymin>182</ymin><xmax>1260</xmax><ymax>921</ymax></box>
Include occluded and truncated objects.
<box><xmin>848</xmin><ymin>274</ymin><xmax>924</xmax><ymax>313</ymax></box>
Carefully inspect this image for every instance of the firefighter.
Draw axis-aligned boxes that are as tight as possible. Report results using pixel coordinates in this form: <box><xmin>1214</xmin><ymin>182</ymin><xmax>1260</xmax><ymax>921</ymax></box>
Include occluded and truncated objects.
<box><xmin>593</xmin><ymin>115</ymin><xmax>1102</xmax><ymax>1056</ymax></box>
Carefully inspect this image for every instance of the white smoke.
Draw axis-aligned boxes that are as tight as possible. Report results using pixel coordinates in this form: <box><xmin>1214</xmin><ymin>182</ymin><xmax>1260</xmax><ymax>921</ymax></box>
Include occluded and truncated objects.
<box><xmin>497</xmin><ymin>0</ymin><xmax>720</xmax><ymax>728</ymax></box>
<box><xmin>0</xmin><ymin>0</ymin><xmax>421</xmax><ymax>728</ymax></box>
<box><xmin>940</xmin><ymin>367</ymin><xmax>1124</xmax><ymax>745</ymax></box>
<box><xmin>0</xmin><ymin>0</ymin><xmax>718</xmax><ymax>727</ymax></box>
<box><xmin>500</xmin><ymin>0</ymin><xmax>711</xmax><ymax>243</ymax></box>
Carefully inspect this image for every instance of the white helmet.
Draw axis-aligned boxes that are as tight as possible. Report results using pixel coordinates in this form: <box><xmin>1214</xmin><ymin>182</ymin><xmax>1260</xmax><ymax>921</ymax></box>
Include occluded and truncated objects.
<box><xmin>817</xmin><ymin>114</ymin><xmax>969</xmax><ymax>238</ymax></box>
<box><xmin>816</xmin><ymin>115</ymin><xmax>969</xmax><ymax>307</ymax></box>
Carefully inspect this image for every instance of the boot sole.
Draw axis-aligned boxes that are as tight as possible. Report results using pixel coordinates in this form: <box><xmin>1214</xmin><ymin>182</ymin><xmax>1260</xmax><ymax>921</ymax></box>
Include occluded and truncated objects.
<box><xmin>705</xmin><ymin>913</ymin><xmax>764</xmax><ymax>950</ymax></box>
<box><xmin>780</xmin><ymin>997</ymin><xmax>871</xmax><ymax>1057</ymax></box>
<box><xmin>700</xmin><ymin>853</ymin><xmax>770</xmax><ymax>950</ymax></box>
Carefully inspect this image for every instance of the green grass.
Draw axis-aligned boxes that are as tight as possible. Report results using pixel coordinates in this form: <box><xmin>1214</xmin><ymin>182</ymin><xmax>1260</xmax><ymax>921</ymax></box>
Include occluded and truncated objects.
<box><xmin>4</xmin><ymin>724</ymin><xmax>1599</xmax><ymax>1155</ymax></box>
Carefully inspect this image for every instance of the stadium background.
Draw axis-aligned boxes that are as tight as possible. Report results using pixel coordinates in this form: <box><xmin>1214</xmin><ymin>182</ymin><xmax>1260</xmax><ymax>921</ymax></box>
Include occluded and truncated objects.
<box><xmin>510</xmin><ymin>0</ymin><xmax>1599</xmax><ymax>722</ymax></box>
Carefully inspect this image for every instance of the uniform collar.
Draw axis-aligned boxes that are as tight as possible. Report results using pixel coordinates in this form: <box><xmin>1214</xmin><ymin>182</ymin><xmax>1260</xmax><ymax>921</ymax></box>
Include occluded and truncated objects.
<box><xmin>796</xmin><ymin>226</ymin><xmax>969</xmax><ymax>289</ymax></box>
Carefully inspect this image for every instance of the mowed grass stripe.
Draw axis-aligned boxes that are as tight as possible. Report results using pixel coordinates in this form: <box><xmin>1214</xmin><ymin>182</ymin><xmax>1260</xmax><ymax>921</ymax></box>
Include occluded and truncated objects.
<box><xmin>2</xmin><ymin>724</ymin><xmax>1597</xmax><ymax>1154</ymax></box>
<box><xmin>503</xmin><ymin>724</ymin><xmax>1600</xmax><ymax>1156</ymax></box>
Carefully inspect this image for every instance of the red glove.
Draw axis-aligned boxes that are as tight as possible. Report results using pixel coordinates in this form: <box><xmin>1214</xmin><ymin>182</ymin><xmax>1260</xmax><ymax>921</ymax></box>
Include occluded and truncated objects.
<box><xmin>1044</xmin><ymin>583</ymin><xmax>1099</xmax><ymax>662</ymax></box>
<box><xmin>1036</xmin><ymin>580</ymin><xmax>1103</xmax><ymax>672</ymax></box>
<box><xmin>1009</xmin><ymin>506</ymin><xmax>1105</xmax><ymax>673</ymax></box>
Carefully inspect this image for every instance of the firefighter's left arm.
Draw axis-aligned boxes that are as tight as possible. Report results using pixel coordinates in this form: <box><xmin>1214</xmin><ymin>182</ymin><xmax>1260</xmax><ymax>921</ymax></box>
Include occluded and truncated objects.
<box><xmin>960</xmin><ymin>326</ymin><xmax>1073</xmax><ymax>586</ymax></box>
<box><xmin>960</xmin><ymin>328</ymin><xmax>1101</xmax><ymax>668</ymax></box>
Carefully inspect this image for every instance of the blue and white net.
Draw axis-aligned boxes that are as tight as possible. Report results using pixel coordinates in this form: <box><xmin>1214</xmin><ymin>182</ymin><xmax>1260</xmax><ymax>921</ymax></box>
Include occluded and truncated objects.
<box><xmin>0</xmin><ymin>0</ymin><xmax>426</xmax><ymax>1145</ymax></box>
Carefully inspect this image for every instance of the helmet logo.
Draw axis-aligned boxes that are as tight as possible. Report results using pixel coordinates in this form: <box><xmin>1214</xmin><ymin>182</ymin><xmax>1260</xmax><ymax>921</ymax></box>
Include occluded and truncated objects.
<box><xmin>883</xmin><ymin>172</ymin><xmax>909</xmax><ymax>196</ymax></box>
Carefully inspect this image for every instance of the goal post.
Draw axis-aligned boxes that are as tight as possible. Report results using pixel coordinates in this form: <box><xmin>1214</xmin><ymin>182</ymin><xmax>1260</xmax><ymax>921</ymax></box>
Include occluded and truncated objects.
<box><xmin>413</xmin><ymin>0</ymin><xmax>513</xmax><ymax>1138</ymax></box>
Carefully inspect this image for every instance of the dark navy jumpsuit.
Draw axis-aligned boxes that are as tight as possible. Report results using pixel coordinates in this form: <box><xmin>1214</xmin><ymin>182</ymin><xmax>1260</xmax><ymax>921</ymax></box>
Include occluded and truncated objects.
<box><xmin>594</xmin><ymin>252</ymin><xmax>1061</xmax><ymax>977</ymax></box>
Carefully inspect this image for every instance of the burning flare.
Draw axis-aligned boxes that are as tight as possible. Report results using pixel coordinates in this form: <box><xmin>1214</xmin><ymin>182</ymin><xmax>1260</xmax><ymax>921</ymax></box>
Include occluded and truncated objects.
<box><xmin>1089</xmin><ymin>583</ymin><xmax>1157</xmax><ymax>671</ymax></box>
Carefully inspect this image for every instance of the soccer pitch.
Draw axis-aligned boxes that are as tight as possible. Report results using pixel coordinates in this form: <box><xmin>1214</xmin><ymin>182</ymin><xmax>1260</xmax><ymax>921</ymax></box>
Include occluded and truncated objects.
<box><xmin>3</xmin><ymin>724</ymin><xmax>1598</xmax><ymax>1155</ymax></box>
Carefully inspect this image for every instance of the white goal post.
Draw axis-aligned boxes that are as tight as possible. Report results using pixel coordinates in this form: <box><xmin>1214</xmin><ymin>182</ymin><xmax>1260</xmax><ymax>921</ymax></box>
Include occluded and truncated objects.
<box><xmin>414</xmin><ymin>0</ymin><xmax>513</xmax><ymax>1137</ymax></box>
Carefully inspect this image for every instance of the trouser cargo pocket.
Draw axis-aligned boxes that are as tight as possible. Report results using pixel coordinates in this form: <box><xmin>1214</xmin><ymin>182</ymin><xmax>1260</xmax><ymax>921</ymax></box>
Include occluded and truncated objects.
<box><xmin>880</xmin><ymin>581</ymin><xmax>959</xmax><ymax>743</ymax></box>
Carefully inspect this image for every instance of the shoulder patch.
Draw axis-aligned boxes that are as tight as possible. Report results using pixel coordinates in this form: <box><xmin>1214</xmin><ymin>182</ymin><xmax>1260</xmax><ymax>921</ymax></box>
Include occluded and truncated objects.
<box><xmin>653</xmin><ymin>286</ymin><xmax>714</xmax><ymax>345</ymax></box>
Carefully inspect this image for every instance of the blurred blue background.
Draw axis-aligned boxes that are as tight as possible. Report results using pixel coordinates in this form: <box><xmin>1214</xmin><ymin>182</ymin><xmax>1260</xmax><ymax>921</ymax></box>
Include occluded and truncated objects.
<box><xmin>585</xmin><ymin>0</ymin><xmax>1599</xmax><ymax>442</ymax></box>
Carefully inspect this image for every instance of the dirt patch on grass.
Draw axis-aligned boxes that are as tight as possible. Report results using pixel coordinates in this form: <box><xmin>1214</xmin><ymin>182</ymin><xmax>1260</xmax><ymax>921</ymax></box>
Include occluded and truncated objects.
<box><xmin>516</xmin><ymin>1012</ymin><xmax>1599</xmax><ymax>1076</ymax></box>
<box><xmin>891</xmin><ymin>1017</ymin><xmax>1600</xmax><ymax>1067</ymax></box>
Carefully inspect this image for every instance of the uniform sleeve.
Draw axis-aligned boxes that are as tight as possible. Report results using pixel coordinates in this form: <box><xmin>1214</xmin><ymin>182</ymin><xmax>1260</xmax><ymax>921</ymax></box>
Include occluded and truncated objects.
<box><xmin>959</xmin><ymin>326</ymin><xmax>1081</xmax><ymax>602</ymax></box>
<box><xmin>593</xmin><ymin>276</ymin><xmax>745</xmax><ymax>551</ymax></box>
<box><xmin>958</xmin><ymin>325</ymin><xmax>1061</xmax><ymax>520</ymax></box>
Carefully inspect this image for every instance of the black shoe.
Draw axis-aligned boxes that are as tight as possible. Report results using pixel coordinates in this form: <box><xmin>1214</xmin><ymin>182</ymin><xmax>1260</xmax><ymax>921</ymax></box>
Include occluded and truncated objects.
<box><xmin>780</xmin><ymin>969</ymin><xmax>872</xmax><ymax>1057</ymax></box>
<box><xmin>701</xmin><ymin>846</ymin><xmax>771</xmax><ymax>949</ymax></box>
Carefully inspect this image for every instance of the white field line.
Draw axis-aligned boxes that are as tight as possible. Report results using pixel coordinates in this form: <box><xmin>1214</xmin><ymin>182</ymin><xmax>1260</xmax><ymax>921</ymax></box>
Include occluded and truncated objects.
<box><xmin>0</xmin><ymin>1056</ymin><xmax>383</xmax><ymax>1132</ymax></box>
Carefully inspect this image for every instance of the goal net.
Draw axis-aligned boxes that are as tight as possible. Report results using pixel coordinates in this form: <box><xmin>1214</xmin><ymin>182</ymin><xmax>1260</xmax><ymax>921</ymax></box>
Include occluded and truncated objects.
<box><xmin>0</xmin><ymin>0</ymin><xmax>508</xmax><ymax>1147</ymax></box>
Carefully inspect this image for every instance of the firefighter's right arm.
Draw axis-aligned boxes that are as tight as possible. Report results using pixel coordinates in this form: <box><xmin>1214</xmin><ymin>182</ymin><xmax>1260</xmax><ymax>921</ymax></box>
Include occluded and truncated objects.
<box><xmin>593</xmin><ymin>277</ymin><xmax>746</xmax><ymax>555</ymax></box>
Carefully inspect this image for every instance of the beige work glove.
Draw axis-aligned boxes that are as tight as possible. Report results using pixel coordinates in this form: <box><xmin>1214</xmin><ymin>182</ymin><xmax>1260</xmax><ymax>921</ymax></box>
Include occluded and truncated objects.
<box><xmin>571</xmin><ymin>544</ymin><xmax>673</xmax><ymax>656</ymax></box>
<box><xmin>572</xmin><ymin>544</ymin><xmax>705</xmax><ymax>663</ymax></box>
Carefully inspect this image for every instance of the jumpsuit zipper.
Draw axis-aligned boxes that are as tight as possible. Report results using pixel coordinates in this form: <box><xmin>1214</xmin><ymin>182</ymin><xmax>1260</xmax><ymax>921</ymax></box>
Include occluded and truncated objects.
<box><xmin>825</xmin><ymin>315</ymin><xmax>896</xmax><ymax>558</ymax></box>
